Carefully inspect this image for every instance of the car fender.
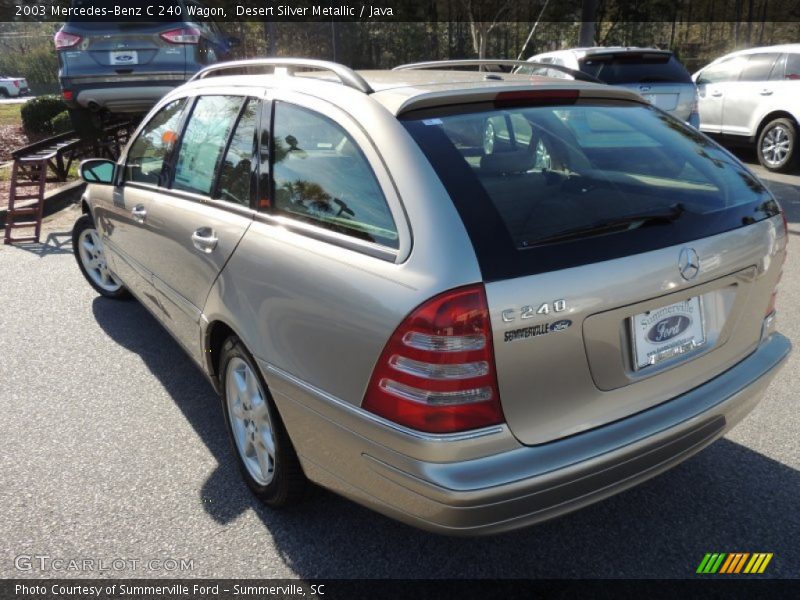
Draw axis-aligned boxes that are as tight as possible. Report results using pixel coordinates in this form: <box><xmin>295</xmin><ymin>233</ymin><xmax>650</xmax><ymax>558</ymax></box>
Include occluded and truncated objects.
<box><xmin>750</xmin><ymin>101</ymin><xmax>800</xmax><ymax>141</ymax></box>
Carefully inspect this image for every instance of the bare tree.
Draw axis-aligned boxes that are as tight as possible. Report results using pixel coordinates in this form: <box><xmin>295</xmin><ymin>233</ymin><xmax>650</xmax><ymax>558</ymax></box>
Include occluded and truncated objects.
<box><xmin>460</xmin><ymin>0</ymin><xmax>512</xmax><ymax>59</ymax></box>
<box><xmin>578</xmin><ymin>0</ymin><xmax>599</xmax><ymax>47</ymax></box>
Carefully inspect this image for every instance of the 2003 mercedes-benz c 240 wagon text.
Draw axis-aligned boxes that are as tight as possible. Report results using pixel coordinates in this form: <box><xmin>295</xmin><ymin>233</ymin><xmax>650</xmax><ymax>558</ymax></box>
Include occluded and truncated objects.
<box><xmin>72</xmin><ymin>58</ymin><xmax>791</xmax><ymax>535</ymax></box>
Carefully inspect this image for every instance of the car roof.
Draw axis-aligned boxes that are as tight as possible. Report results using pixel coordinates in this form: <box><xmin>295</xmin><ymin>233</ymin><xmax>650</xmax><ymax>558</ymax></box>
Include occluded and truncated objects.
<box><xmin>532</xmin><ymin>47</ymin><xmax>673</xmax><ymax>59</ymax></box>
<box><xmin>713</xmin><ymin>43</ymin><xmax>800</xmax><ymax>61</ymax></box>
<box><xmin>179</xmin><ymin>68</ymin><xmax>644</xmax><ymax>117</ymax></box>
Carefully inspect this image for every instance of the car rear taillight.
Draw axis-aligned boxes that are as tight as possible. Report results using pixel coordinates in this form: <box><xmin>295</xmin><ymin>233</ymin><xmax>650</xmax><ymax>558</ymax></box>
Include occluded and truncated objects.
<box><xmin>160</xmin><ymin>27</ymin><xmax>201</xmax><ymax>45</ymax></box>
<box><xmin>689</xmin><ymin>96</ymin><xmax>700</xmax><ymax>127</ymax></box>
<box><xmin>764</xmin><ymin>210</ymin><xmax>788</xmax><ymax>327</ymax></box>
<box><xmin>55</xmin><ymin>31</ymin><xmax>82</xmax><ymax>49</ymax></box>
<box><xmin>62</xmin><ymin>90</ymin><xmax>73</xmax><ymax>102</ymax></box>
<box><xmin>363</xmin><ymin>285</ymin><xmax>504</xmax><ymax>434</ymax></box>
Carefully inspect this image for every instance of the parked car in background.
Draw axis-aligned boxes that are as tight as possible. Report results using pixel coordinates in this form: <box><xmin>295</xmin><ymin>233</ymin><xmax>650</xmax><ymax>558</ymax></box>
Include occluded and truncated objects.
<box><xmin>521</xmin><ymin>47</ymin><xmax>699</xmax><ymax>127</ymax></box>
<box><xmin>0</xmin><ymin>75</ymin><xmax>30</xmax><ymax>98</ymax></box>
<box><xmin>693</xmin><ymin>44</ymin><xmax>800</xmax><ymax>172</ymax></box>
<box><xmin>55</xmin><ymin>0</ymin><xmax>239</xmax><ymax>134</ymax></box>
<box><xmin>72</xmin><ymin>58</ymin><xmax>789</xmax><ymax>535</ymax></box>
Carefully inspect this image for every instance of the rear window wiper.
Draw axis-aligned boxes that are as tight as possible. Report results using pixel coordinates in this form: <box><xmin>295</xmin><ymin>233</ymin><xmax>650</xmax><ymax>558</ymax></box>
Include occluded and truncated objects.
<box><xmin>521</xmin><ymin>203</ymin><xmax>685</xmax><ymax>248</ymax></box>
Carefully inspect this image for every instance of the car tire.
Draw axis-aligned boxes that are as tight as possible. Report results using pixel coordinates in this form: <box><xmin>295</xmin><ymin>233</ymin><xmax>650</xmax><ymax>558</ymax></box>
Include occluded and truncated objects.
<box><xmin>72</xmin><ymin>214</ymin><xmax>130</xmax><ymax>299</ymax></box>
<box><xmin>219</xmin><ymin>337</ymin><xmax>308</xmax><ymax>507</ymax></box>
<box><xmin>0</xmin><ymin>88</ymin><xmax>8</xmax><ymax>98</ymax></box>
<box><xmin>68</xmin><ymin>108</ymin><xmax>104</xmax><ymax>139</ymax></box>
<box><xmin>757</xmin><ymin>118</ymin><xmax>798</xmax><ymax>173</ymax></box>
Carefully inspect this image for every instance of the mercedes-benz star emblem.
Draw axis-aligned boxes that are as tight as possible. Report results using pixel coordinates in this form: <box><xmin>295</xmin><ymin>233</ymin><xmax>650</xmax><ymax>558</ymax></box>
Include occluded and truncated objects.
<box><xmin>678</xmin><ymin>248</ymin><xmax>700</xmax><ymax>281</ymax></box>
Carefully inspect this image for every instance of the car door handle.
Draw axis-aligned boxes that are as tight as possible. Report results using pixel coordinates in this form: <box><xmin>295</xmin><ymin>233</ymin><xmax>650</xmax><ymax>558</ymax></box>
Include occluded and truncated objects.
<box><xmin>760</xmin><ymin>89</ymin><xmax>773</xmax><ymax>96</ymax></box>
<box><xmin>191</xmin><ymin>227</ymin><xmax>218</xmax><ymax>253</ymax></box>
<box><xmin>131</xmin><ymin>205</ymin><xmax>147</xmax><ymax>224</ymax></box>
<box><xmin>711</xmin><ymin>90</ymin><xmax>723</xmax><ymax>97</ymax></box>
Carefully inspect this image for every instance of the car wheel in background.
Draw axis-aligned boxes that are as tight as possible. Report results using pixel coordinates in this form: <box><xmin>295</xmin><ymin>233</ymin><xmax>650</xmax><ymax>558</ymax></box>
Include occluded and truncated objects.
<box><xmin>219</xmin><ymin>336</ymin><xmax>308</xmax><ymax>507</ymax></box>
<box><xmin>68</xmin><ymin>108</ymin><xmax>104</xmax><ymax>139</ymax></box>
<box><xmin>757</xmin><ymin>118</ymin><xmax>798</xmax><ymax>172</ymax></box>
<box><xmin>72</xmin><ymin>214</ymin><xmax>129</xmax><ymax>299</ymax></box>
<box><xmin>0</xmin><ymin>88</ymin><xmax>8</xmax><ymax>98</ymax></box>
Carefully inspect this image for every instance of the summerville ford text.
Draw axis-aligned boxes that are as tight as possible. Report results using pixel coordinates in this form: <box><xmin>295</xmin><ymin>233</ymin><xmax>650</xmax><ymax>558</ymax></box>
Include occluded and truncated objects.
<box><xmin>15</xmin><ymin>584</ymin><xmax>323</xmax><ymax>597</ymax></box>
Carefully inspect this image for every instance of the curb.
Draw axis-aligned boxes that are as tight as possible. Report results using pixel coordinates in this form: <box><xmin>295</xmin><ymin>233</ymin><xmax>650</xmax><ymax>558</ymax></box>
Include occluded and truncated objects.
<box><xmin>0</xmin><ymin>180</ymin><xmax>85</xmax><ymax>228</ymax></box>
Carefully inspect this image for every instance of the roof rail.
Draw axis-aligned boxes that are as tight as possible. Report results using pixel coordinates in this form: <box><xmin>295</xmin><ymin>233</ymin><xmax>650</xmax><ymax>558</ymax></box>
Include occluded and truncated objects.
<box><xmin>393</xmin><ymin>60</ymin><xmax>602</xmax><ymax>84</ymax></box>
<box><xmin>189</xmin><ymin>58</ymin><xmax>374</xmax><ymax>94</ymax></box>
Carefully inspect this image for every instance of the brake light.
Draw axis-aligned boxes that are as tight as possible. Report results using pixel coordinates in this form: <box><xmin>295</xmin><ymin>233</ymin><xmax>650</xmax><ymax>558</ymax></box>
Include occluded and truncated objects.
<box><xmin>55</xmin><ymin>31</ymin><xmax>82</xmax><ymax>49</ymax></box>
<box><xmin>363</xmin><ymin>285</ymin><xmax>504</xmax><ymax>434</ymax></box>
<box><xmin>766</xmin><ymin>210</ymin><xmax>788</xmax><ymax>317</ymax></box>
<box><xmin>62</xmin><ymin>90</ymin><xmax>73</xmax><ymax>102</ymax></box>
<box><xmin>496</xmin><ymin>89</ymin><xmax>579</xmax><ymax>108</ymax></box>
<box><xmin>160</xmin><ymin>27</ymin><xmax>201</xmax><ymax>45</ymax></box>
<box><xmin>766</xmin><ymin>267</ymin><xmax>784</xmax><ymax>316</ymax></box>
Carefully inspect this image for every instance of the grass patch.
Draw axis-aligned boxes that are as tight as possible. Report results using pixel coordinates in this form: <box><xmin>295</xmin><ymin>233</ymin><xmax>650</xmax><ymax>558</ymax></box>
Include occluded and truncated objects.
<box><xmin>0</xmin><ymin>103</ymin><xmax>22</xmax><ymax>127</ymax></box>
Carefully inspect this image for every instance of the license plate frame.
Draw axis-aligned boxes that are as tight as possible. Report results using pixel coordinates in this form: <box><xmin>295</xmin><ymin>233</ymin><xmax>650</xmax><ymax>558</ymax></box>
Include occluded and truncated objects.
<box><xmin>110</xmin><ymin>50</ymin><xmax>139</xmax><ymax>66</ymax></box>
<box><xmin>631</xmin><ymin>296</ymin><xmax>705</xmax><ymax>370</ymax></box>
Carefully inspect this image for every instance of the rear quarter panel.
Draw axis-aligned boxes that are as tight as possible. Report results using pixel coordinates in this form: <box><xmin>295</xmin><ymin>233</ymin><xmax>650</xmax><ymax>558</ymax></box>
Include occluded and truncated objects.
<box><xmin>749</xmin><ymin>85</ymin><xmax>800</xmax><ymax>139</ymax></box>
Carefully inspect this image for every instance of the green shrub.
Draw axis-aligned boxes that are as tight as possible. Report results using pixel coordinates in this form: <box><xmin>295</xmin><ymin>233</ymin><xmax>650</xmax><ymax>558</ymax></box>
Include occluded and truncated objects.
<box><xmin>51</xmin><ymin>111</ymin><xmax>72</xmax><ymax>134</ymax></box>
<box><xmin>21</xmin><ymin>95</ymin><xmax>67</xmax><ymax>135</ymax></box>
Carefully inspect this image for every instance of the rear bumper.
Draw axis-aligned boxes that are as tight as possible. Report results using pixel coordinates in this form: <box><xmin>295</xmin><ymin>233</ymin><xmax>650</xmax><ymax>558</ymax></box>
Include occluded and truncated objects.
<box><xmin>59</xmin><ymin>75</ymin><xmax>187</xmax><ymax>112</ymax></box>
<box><xmin>264</xmin><ymin>333</ymin><xmax>790</xmax><ymax>536</ymax></box>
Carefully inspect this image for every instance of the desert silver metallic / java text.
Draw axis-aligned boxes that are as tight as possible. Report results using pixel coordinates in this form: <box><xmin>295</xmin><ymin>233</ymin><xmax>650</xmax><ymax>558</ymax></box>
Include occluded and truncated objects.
<box><xmin>226</xmin><ymin>357</ymin><xmax>276</xmax><ymax>486</ymax></box>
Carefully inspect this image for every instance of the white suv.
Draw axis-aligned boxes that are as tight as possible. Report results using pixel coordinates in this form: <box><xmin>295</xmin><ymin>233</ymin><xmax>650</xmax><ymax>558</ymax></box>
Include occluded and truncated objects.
<box><xmin>0</xmin><ymin>75</ymin><xmax>29</xmax><ymax>98</ymax></box>
<box><xmin>694</xmin><ymin>44</ymin><xmax>800</xmax><ymax>172</ymax></box>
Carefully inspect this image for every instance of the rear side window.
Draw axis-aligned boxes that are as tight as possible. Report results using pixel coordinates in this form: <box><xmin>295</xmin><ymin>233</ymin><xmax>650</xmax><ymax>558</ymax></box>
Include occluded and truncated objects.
<box><xmin>403</xmin><ymin>100</ymin><xmax>778</xmax><ymax>279</ymax></box>
<box><xmin>580</xmin><ymin>53</ymin><xmax>691</xmax><ymax>84</ymax></box>
<box><xmin>739</xmin><ymin>53</ymin><xmax>780</xmax><ymax>82</ymax></box>
<box><xmin>125</xmin><ymin>97</ymin><xmax>187</xmax><ymax>186</ymax></box>
<box><xmin>271</xmin><ymin>102</ymin><xmax>399</xmax><ymax>248</ymax></box>
<box><xmin>173</xmin><ymin>95</ymin><xmax>243</xmax><ymax>196</ymax></box>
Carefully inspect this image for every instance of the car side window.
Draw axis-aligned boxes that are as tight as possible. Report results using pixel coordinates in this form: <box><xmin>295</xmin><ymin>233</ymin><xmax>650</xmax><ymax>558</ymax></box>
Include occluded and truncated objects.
<box><xmin>173</xmin><ymin>95</ymin><xmax>243</xmax><ymax>196</ymax></box>
<box><xmin>739</xmin><ymin>53</ymin><xmax>780</xmax><ymax>82</ymax></box>
<box><xmin>270</xmin><ymin>102</ymin><xmax>399</xmax><ymax>249</ymax></box>
<box><xmin>696</xmin><ymin>58</ymin><xmax>740</xmax><ymax>84</ymax></box>
<box><xmin>785</xmin><ymin>53</ymin><xmax>800</xmax><ymax>80</ymax></box>
<box><xmin>124</xmin><ymin>98</ymin><xmax>187</xmax><ymax>186</ymax></box>
<box><xmin>216</xmin><ymin>99</ymin><xmax>260</xmax><ymax>207</ymax></box>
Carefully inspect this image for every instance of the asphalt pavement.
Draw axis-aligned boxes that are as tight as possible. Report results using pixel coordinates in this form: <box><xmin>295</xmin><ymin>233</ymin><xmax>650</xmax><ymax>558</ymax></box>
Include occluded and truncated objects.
<box><xmin>0</xmin><ymin>156</ymin><xmax>798</xmax><ymax>579</ymax></box>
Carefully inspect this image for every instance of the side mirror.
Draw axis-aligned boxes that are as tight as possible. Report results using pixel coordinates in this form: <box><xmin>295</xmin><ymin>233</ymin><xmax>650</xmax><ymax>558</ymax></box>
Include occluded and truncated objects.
<box><xmin>80</xmin><ymin>159</ymin><xmax>115</xmax><ymax>185</ymax></box>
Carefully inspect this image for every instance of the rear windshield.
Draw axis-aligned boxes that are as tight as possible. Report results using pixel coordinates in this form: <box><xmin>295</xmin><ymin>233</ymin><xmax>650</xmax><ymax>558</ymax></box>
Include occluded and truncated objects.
<box><xmin>579</xmin><ymin>53</ymin><xmax>692</xmax><ymax>84</ymax></box>
<box><xmin>403</xmin><ymin>99</ymin><xmax>778</xmax><ymax>280</ymax></box>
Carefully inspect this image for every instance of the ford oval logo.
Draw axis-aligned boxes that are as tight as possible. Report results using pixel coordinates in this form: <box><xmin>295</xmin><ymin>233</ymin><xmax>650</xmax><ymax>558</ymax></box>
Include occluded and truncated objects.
<box><xmin>550</xmin><ymin>319</ymin><xmax>572</xmax><ymax>332</ymax></box>
<box><xmin>116</xmin><ymin>54</ymin><xmax>134</xmax><ymax>62</ymax></box>
<box><xmin>647</xmin><ymin>316</ymin><xmax>691</xmax><ymax>343</ymax></box>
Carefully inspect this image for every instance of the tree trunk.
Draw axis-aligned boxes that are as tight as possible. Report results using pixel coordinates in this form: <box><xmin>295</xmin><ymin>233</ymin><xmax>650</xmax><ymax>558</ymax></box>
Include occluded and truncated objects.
<box><xmin>265</xmin><ymin>21</ymin><xmax>276</xmax><ymax>56</ymax></box>
<box><xmin>578</xmin><ymin>0</ymin><xmax>599</xmax><ymax>46</ymax></box>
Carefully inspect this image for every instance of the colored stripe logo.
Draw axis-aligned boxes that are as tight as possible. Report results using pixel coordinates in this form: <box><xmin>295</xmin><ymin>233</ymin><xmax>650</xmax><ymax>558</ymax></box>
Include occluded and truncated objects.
<box><xmin>696</xmin><ymin>553</ymin><xmax>773</xmax><ymax>574</ymax></box>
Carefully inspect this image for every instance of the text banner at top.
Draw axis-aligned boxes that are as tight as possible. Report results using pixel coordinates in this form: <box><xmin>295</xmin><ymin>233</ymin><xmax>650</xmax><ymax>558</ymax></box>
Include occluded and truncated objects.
<box><xmin>3</xmin><ymin>0</ymin><xmax>800</xmax><ymax>23</ymax></box>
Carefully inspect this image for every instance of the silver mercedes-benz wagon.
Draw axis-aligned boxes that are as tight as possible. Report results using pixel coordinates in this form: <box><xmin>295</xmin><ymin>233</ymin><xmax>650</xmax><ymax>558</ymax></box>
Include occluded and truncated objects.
<box><xmin>73</xmin><ymin>58</ymin><xmax>791</xmax><ymax>535</ymax></box>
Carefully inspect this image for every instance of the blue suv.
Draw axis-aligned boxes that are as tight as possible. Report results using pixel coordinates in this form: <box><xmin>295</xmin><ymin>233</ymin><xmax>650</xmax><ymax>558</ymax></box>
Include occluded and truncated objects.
<box><xmin>55</xmin><ymin>0</ymin><xmax>239</xmax><ymax>132</ymax></box>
